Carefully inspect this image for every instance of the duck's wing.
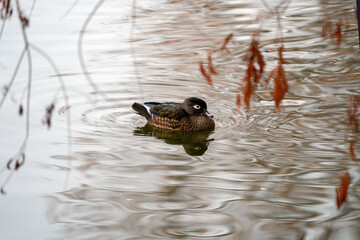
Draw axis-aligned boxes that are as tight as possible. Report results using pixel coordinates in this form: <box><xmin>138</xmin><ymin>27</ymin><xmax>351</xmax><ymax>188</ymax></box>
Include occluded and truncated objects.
<box><xmin>150</xmin><ymin>102</ymin><xmax>186</xmax><ymax>120</ymax></box>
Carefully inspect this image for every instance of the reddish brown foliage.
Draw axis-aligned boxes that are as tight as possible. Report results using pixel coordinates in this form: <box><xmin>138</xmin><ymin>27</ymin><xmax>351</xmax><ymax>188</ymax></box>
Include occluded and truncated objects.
<box><xmin>239</xmin><ymin>33</ymin><xmax>266</xmax><ymax>110</ymax></box>
<box><xmin>265</xmin><ymin>46</ymin><xmax>288</xmax><ymax>112</ymax></box>
<box><xmin>322</xmin><ymin>19</ymin><xmax>345</xmax><ymax>47</ymax></box>
<box><xmin>336</xmin><ymin>172</ymin><xmax>350</xmax><ymax>209</ymax></box>
<box><xmin>15</xmin><ymin>153</ymin><xmax>25</xmax><ymax>171</ymax></box>
<box><xmin>235</xmin><ymin>93</ymin><xmax>241</xmax><ymax>113</ymax></box>
<box><xmin>199</xmin><ymin>34</ymin><xmax>234</xmax><ymax>86</ymax></box>
<box><xmin>265</xmin><ymin>66</ymin><xmax>278</xmax><ymax>86</ymax></box>
<box><xmin>207</xmin><ymin>54</ymin><xmax>218</xmax><ymax>75</ymax></box>
<box><xmin>349</xmin><ymin>140</ymin><xmax>356</xmax><ymax>161</ymax></box>
<box><xmin>332</xmin><ymin>20</ymin><xmax>342</xmax><ymax>47</ymax></box>
<box><xmin>6</xmin><ymin>158</ymin><xmax>12</xmax><ymax>170</ymax></box>
<box><xmin>347</xmin><ymin>97</ymin><xmax>359</xmax><ymax>161</ymax></box>
<box><xmin>322</xmin><ymin>22</ymin><xmax>333</xmax><ymax>37</ymax></box>
<box><xmin>18</xmin><ymin>10</ymin><xmax>29</xmax><ymax>28</ymax></box>
<box><xmin>43</xmin><ymin>103</ymin><xmax>55</xmax><ymax>129</ymax></box>
<box><xmin>200</xmin><ymin>53</ymin><xmax>219</xmax><ymax>86</ymax></box>
<box><xmin>243</xmin><ymin>34</ymin><xmax>266</xmax><ymax>77</ymax></box>
<box><xmin>199</xmin><ymin>61</ymin><xmax>213</xmax><ymax>86</ymax></box>
<box><xmin>5</xmin><ymin>153</ymin><xmax>25</xmax><ymax>171</ymax></box>
<box><xmin>18</xmin><ymin>104</ymin><xmax>23</xmax><ymax>116</ymax></box>
<box><xmin>0</xmin><ymin>0</ymin><xmax>12</xmax><ymax>19</ymax></box>
<box><xmin>348</xmin><ymin>97</ymin><xmax>359</xmax><ymax>130</ymax></box>
<box><xmin>220</xmin><ymin>33</ymin><xmax>233</xmax><ymax>54</ymax></box>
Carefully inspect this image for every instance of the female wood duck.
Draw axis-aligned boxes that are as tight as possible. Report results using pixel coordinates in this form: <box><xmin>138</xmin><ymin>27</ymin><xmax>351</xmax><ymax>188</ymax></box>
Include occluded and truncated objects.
<box><xmin>132</xmin><ymin>97</ymin><xmax>215</xmax><ymax>132</ymax></box>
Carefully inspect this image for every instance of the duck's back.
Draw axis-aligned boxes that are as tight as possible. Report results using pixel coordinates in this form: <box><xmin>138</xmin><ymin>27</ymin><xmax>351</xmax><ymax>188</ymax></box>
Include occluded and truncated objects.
<box><xmin>147</xmin><ymin>102</ymin><xmax>186</xmax><ymax>131</ymax></box>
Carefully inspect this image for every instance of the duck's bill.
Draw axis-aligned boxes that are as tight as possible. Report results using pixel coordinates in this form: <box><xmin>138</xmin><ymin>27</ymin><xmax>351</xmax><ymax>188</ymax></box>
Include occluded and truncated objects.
<box><xmin>204</xmin><ymin>110</ymin><xmax>214</xmax><ymax>118</ymax></box>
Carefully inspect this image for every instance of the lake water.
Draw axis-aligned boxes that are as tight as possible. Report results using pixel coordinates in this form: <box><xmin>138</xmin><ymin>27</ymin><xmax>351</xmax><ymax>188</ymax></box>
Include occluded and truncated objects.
<box><xmin>0</xmin><ymin>0</ymin><xmax>359</xmax><ymax>239</ymax></box>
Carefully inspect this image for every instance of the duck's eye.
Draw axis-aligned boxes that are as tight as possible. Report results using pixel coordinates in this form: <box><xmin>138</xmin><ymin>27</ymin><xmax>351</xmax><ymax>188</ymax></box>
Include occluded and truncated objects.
<box><xmin>193</xmin><ymin>105</ymin><xmax>201</xmax><ymax>109</ymax></box>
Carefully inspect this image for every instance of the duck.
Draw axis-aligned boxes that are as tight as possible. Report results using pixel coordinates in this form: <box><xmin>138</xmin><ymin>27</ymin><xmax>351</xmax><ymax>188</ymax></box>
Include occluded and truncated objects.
<box><xmin>132</xmin><ymin>97</ymin><xmax>215</xmax><ymax>132</ymax></box>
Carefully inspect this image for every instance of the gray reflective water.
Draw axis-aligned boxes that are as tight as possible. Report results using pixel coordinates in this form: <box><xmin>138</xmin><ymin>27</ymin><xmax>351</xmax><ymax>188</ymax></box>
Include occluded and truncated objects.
<box><xmin>0</xmin><ymin>0</ymin><xmax>360</xmax><ymax>239</ymax></box>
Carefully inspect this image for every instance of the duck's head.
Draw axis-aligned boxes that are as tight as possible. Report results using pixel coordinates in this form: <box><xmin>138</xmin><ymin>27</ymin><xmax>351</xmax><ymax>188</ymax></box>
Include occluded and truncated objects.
<box><xmin>180</xmin><ymin>97</ymin><xmax>213</xmax><ymax>117</ymax></box>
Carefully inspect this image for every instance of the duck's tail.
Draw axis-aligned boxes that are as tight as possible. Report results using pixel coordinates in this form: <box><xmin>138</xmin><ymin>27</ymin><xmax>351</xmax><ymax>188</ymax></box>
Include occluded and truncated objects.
<box><xmin>132</xmin><ymin>102</ymin><xmax>152</xmax><ymax>121</ymax></box>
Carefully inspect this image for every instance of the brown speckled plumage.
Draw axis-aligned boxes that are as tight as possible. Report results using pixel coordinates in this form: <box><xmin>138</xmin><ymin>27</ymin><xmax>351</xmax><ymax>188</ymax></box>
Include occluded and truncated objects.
<box><xmin>132</xmin><ymin>97</ymin><xmax>215</xmax><ymax>132</ymax></box>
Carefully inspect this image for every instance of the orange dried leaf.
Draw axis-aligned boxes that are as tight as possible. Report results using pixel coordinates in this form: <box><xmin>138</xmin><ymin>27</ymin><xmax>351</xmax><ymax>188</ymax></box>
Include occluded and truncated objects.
<box><xmin>336</xmin><ymin>172</ymin><xmax>350</xmax><ymax>209</ymax></box>
<box><xmin>18</xmin><ymin>104</ymin><xmax>23</xmax><ymax>116</ymax></box>
<box><xmin>43</xmin><ymin>103</ymin><xmax>55</xmax><ymax>129</ymax></box>
<box><xmin>323</xmin><ymin>19</ymin><xmax>346</xmax><ymax>47</ymax></box>
<box><xmin>239</xmin><ymin>32</ymin><xmax>267</xmax><ymax>110</ymax></box>
<box><xmin>15</xmin><ymin>153</ymin><xmax>25</xmax><ymax>171</ymax></box>
<box><xmin>246</xmin><ymin>58</ymin><xmax>254</xmax><ymax>76</ymax></box>
<box><xmin>0</xmin><ymin>0</ymin><xmax>12</xmax><ymax>19</ymax></box>
<box><xmin>349</xmin><ymin>140</ymin><xmax>357</xmax><ymax>161</ymax></box>
<box><xmin>264</xmin><ymin>46</ymin><xmax>288</xmax><ymax>112</ymax></box>
<box><xmin>19</xmin><ymin>10</ymin><xmax>29</xmax><ymax>28</ymax></box>
<box><xmin>278</xmin><ymin>46</ymin><xmax>284</xmax><ymax>65</ymax></box>
<box><xmin>322</xmin><ymin>22</ymin><xmax>333</xmax><ymax>37</ymax></box>
<box><xmin>243</xmin><ymin>80</ymin><xmax>253</xmax><ymax>110</ymax></box>
<box><xmin>265</xmin><ymin>65</ymin><xmax>278</xmax><ymax>86</ymax></box>
<box><xmin>333</xmin><ymin>20</ymin><xmax>342</xmax><ymax>47</ymax></box>
<box><xmin>252</xmin><ymin>66</ymin><xmax>260</xmax><ymax>84</ymax></box>
<box><xmin>236</xmin><ymin>93</ymin><xmax>242</xmax><ymax>112</ymax></box>
<box><xmin>348</xmin><ymin>98</ymin><xmax>359</xmax><ymax>129</ymax></box>
<box><xmin>241</xmin><ymin>75</ymin><xmax>249</xmax><ymax>84</ymax></box>
<box><xmin>207</xmin><ymin>54</ymin><xmax>218</xmax><ymax>75</ymax></box>
<box><xmin>6</xmin><ymin>158</ymin><xmax>13</xmax><ymax>170</ymax></box>
<box><xmin>221</xmin><ymin>33</ymin><xmax>233</xmax><ymax>53</ymax></box>
<box><xmin>257</xmin><ymin>51</ymin><xmax>266</xmax><ymax>75</ymax></box>
<box><xmin>199</xmin><ymin>61</ymin><xmax>213</xmax><ymax>86</ymax></box>
<box><xmin>320</xmin><ymin>52</ymin><xmax>340</xmax><ymax>57</ymax></box>
<box><xmin>273</xmin><ymin>73</ymin><xmax>282</xmax><ymax>112</ymax></box>
<box><xmin>273</xmin><ymin>64</ymin><xmax>288</xmax><ymax>112</ymax></box>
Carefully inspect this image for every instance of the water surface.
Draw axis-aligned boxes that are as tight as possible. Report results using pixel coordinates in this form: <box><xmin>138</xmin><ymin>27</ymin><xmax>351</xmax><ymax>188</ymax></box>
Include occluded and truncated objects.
<box><xmin>0</xmin><ymin>0</ymin><xmax>359</xmax><ymax>239</ymax></box>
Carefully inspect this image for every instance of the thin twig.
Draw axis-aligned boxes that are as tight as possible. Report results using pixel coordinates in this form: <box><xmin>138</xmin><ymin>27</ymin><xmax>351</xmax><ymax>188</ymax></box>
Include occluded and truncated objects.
<box><xmin>29</xmin><ymin>43</ymin><xmax>72</xmax><ymax>189</ymax></box>
<box><xmin>260</xmin><ymin>0</ymin><xmax>271</xmax><ymax>11</ymax></box>
<box><xmin>1</xmin><ymin>0</ymin><xmax>33</xmax><ymax>194</ymax></box>
<box><xmin>14</xmin><ymin>0</ymin><xmax>32</xmax><ymax>159</ymax></box>
<box><xmin>181</xmin><ymin>0</ymin><xmax>214</xmax><ymax>37</ymax></box>
<box><xmin>28</xmin><ymin>0</ymin><xmax>37</xmax><ymax>19</ymax></box>
<box><xmin>0</xmin><ymin>48</ymin><xmax>26</xmax><ymax>109</ymax></box>
<box><xmin>130</xmin><ymin>0</ymin><xmax>144</xmax><ymax>101</ymax></box>
<box><xmin>0</xmin><ymin>19</ymin><xmax>6</xmax><ymax>42</ymax></box>
<box><xmin>16</xmin><ymin>0</ymin><xmax>32</xmax><ymax>143</ymax></box>
<box><xmin>357</xmin><ymin>0</ymin><xmax>360</xmax><ymax>48</ymax></box>
<box><xmin>59</xmin><ymin>0</ymin><xmax>80</xmax><ymax>21</ymax></box>
<box><xmin>78</xmin><ymin>0</ymin><xmax>108</xmax><ymax>100</ymax></box>
<box><xmin>0</xmin><ymin>0</ymin><xmax>11</xmax><ymax>42</ymax></box>
<box><xmin>0</xmin><ymin>171</ymin><xmax>14</xmax><ymax>194</ymax></box>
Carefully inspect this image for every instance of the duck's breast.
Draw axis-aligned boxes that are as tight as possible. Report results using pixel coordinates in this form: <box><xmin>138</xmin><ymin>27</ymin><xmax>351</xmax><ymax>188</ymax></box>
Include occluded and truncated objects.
<box><xmin>180</xmin><ymin>115</ymin><xmax>215</xmax><ymax>132</ymax></box>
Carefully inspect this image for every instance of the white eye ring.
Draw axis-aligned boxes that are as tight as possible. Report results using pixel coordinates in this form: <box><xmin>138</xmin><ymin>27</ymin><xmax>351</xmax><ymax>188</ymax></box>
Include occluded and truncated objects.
<box><xmin>193</xmin><ymin>105</ymin><xmax>201</xmax><ymax>109</ymax></box>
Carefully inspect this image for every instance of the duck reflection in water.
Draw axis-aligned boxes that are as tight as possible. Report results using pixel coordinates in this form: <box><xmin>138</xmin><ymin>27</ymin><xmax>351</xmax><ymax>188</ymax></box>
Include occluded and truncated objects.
<box><xmin>133</xmin><ymin>124</ymin><xmax>214</xmax><ymax>156</ymax></box>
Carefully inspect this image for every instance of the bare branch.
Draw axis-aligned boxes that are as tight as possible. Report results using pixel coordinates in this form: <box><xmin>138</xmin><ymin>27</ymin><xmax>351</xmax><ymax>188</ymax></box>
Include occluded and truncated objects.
<box><xmin>30</xmin><ymin>43</ymin><xmax>73</xmax><ymax>188</ymax></box>
<box><xmin>59</xmin><ymin>0</ymin><xmax>80</xmax><ymax>21</ymax></box>
<box><xmin>78</xmin><ymin>0</ymin><xmax>108</xmax><ymax>100</ymax></box>
<box><xmin>0</xmin><ymin>48</ymin><xmax>26</xmax><ymax>109</ymax></box>
<box><xmin>130</xmin><ymin>0</ymin><xmax>144</xmax><ymax>101</ymax></box>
